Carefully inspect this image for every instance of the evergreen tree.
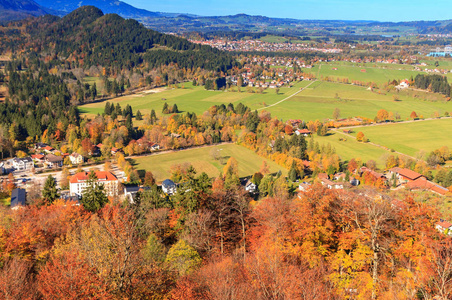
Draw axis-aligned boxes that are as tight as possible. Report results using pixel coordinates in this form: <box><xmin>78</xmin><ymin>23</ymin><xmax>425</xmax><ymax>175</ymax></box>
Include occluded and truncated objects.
<box><xmin>172</xmin><ymin>104</ymin><xmax>179</xmax><ymax>113</ymax></box>
<box><xmin>150</xmin><ymin>109</ymin><xmax>157</xmax><ymax>124</ymax></box>
<box><xmin>80</xmin><ymin>171</ymin><xmax>109</xmax><ymax>212</ymax></box>
<box><xmin>136</xmin><ymin>110</ymin><xmax>143</xmax><ymax>120</ymax></box>
<box><xmin>162</xmin><ymin>102</ymin><xmax>169</xmax><ymax>114</ymax></box>
<box><xmin>42</xmin><ymin>175</ymin><xmax>59</xmax><ymax>205</ymax></box>
<box><xmin>104</xmin><ymin>102</ymin><xmax>111</xmax><ymax>115</ymax></box>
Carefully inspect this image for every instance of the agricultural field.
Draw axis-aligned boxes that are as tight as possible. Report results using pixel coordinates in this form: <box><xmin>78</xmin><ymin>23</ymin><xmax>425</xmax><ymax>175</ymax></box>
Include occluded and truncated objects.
<box><xmin>350</xmin><ymin>118</ymin><xmax>452</xmax><ymax>157</ymax></box>
<box><xmin>314</xmin><ymin>131</ymin><xmax>390</xmax><ymax>167</ymax></box>
<box><xmin>263</xmin><ymin>81</ymin><xmax>452</xmax><ymax>121</ymax></box>
<box><xmin>306</xmin><ymin>62</ymin><xmax>425</xmax><ymax>85</ymax></box>
<box><xmin>79</xmin><ymin>79</ymin><xmax>452</xmax><ymax>123</ymax></box>
<box><xmin>129</xmin><ymin>143</ymin><xmax>287</xmax><ymax>183</ymax></box>
<box><xmin>78</xmin><ymin>80</ymin><xmax>310</xmax><ymax>118</ymax></box>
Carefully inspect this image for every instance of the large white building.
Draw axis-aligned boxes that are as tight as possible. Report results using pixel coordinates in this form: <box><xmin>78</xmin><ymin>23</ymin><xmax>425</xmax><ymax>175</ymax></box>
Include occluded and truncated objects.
<box><xmin>70</xmin><ymin>171</ymin><xmax>120</xmax><ymax>198</ymax></box>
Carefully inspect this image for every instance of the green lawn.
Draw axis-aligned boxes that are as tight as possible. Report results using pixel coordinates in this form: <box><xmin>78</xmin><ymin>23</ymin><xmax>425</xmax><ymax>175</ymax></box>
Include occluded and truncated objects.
<box><xmin>130</xmin><ymin>144</ymin><xmax>287</xmax><ymax>182</ymax></box>
<box><xmin>350</xmin><ymin>118</ymin><xmax>452</xmax><ymax>157</ymax></box>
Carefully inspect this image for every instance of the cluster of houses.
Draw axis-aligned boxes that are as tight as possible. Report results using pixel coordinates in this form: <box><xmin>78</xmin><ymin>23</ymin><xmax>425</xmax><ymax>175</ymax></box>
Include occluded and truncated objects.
<box><xmin>297</xmin><ymin>166</ymin><xmax>449</xmax><ymax>197</ymax></box>
<box><xmin>190</xmin><ymin>39</ymin><xmax>342</xmax><ymax>54</ymax></box>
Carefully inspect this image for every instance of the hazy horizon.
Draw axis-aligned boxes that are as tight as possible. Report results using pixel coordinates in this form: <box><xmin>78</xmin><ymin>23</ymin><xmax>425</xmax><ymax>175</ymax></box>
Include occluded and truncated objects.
<box><xmin>122</xmin><ymin>0</ymin><xmax>450</xmax><ymax>22</ymax></box>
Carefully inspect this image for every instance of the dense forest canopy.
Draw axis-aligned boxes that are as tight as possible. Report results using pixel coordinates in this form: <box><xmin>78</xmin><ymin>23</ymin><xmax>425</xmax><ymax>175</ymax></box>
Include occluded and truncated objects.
<box><xmin>5</xmin><ymin>6</ymin><xmax>238</xmax><ymax>72</ymax></box>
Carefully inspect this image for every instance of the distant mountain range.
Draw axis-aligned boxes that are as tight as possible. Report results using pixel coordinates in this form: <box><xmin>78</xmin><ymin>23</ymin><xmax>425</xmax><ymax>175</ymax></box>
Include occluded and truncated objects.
<box><xmin>0</xmin><ymin>0</ymin><xmax>55</xmax><ymax>21</ymax></box>
<box><xmin>3</xmin><ymin>0</ymin><xmax>452</xmax><ymax>35</ymax></box>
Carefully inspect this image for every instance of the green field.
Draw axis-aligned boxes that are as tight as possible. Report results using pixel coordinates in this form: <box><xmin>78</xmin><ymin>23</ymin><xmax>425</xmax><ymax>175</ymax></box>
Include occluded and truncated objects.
<box><xmin>350</xmin><ymin>118</ymin><xmax>452</xmax><ymax>157</ymax></box>
<box><xmin>78</xmin><ymin>81</ymin><xmax>309</xmax><ymax>119</ymax></box>
<box><xmin>305</xmin><ymin>61</ymin><xmax>426</xmax><ymax>85</ymax></box>
<box><xmin>79</xmin><ymin>80</ymin><xmax>452</xmax><ymax>123</ymax></box>
<box><xmin>130</xmin><ymin>144</ymin><xmax>287</xmax><ymax>182</ymax></box>
<box><xmin>314</xmin><ymin>131</ymin><xmax>390</xmax><ymax>167</ymax></box>
<box><xmin>263</xmin><ymin>81</ymin><xmax>452</xmax><ymax>121</ymax></box>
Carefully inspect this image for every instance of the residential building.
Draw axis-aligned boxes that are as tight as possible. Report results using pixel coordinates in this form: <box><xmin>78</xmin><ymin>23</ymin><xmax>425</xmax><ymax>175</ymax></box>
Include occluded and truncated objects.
<box><xmin>298</xmin><ymin>182</ymin><xmax>311</xmax><ymax>192</ymax></box>
<box><xmin>12</xmin><ymin>157</ymin><xmax>34</xmax><ymax>170</ymax></box>
<box><xmin>321</xmin><ymin>178</ymin><xmax>344</xmax><ymax>189</ymax></box>
<box><xmin>436</xmin><ymin>220</ymin><xmax>452</xmax><ymax>235</ymax></box>
<box><xmin>123</xmin><ymin>185</ymin><xmax>142</xmax><ymax>203</ymax></box>
<box><xmin>388</xmin><ymin>167</ymin><xmax>424</xmax><ymax>184</ymax></box>
<box><xmin>295</xmin><ymin>129</ymin><xmax>311</xmax><ymax>137</ymax></box>
<box><xmin>243</xmin><ymin>179</ymin><xmax>257</xmax><ymax>193</ymax></box>
<box><xmin>45</xmin><ymin>154</ymin><xmax>63</xmax><ymax>168</ymax></box>
<box><xmin>162</xmin><ymin>179</ymin><xmax>177</xmax><ymax>195</ymax></box>
<box><xmin>70</xmin><ymin>171</ymin><xmax>120</xmax><ymax>198</ymax></box>
<box><xmin>11</xmin><ymin>188</ymin><xmax>26</xmax><ymax>210</ymax></box>
<box><xmin>406</xmin><ymin>177</ymin><xmax>449</xmax><ymax>196</ymax></box>
<box><xmin>69</xmin><ymin>153</ymin><xmax>84</xmax><ymax>165</ymax></box>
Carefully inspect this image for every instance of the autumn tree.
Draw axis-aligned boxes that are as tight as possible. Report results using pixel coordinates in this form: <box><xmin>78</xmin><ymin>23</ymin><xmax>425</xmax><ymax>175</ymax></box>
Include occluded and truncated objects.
<box><xmin>376</xmin><ymin>109</ymin><xmax>389</xmax><ymax>121</ymax></box>
<box><xmin>166</xmin><ymin>239</ymin><xmax>202</xmax><ymax>276</ymax></box>
<box><xmin>356</xmin><ymin>131</ymin><xmax>366</xmax><ymax>142</ymax></box>
<box><xmin>410</xmin><ymin>111</ymin><xmax>418</xmax><ymax>119</ymax></box>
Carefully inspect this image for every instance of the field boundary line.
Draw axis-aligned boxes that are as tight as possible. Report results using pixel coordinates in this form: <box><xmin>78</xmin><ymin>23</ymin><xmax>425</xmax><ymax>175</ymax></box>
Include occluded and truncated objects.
<box><xmin>257</xmin><ymin>80</ymin><xmax>317</xmax><ymax>111</ymax></box>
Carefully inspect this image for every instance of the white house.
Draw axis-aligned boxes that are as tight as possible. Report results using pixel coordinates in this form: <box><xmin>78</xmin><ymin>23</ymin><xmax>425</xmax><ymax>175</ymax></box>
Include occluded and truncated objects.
<box><xmin>69</xmin><ymin>153</ymin><xmax>84</xmax><ymax>165</ymax></box>
<box><xmin>321</xmin><ymin>178</ymin><xmax>344</xmax><ymax>190</ymax></box>
<box><xmin>70</xmin><ymin>171</ymin><xmax>120</xmax><ymax>198</ymax></box>
<box><xmin>244</xmin><ymin>179</ymin><xmax>257</xmax><ymax>193</ymax></box>
<box><xmin>162</xmin><ymin>179</ymin><xmax>177</xmax><ymax>195</ymax></box>
<box><xmin>436</xmin><ymin>220</ymin><xmax>452</xmax><ymax>235</ymax></box>
<box><xmin>12</xmin><ymin>157</ymin><xmax>34</xmax><ymax>170</ymax></box>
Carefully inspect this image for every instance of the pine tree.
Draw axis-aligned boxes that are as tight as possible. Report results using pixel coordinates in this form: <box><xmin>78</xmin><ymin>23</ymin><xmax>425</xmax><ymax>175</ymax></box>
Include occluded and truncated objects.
<box><xmin>80</xmin><ymin>171</ymin><xmax>109</xmax><ymax>212</ymax></box>
<box><xmin>136</xmin><ymin>110</ymin><xmax>143</xmax><ymax>120</ymax></box>
<box><xmin>172</xmin><ymin>104</ymin><xmax>179</xmax><ymax>113</ymax></box>
<box><xmin>150</xmin><ymin>109</ymin><xmax>157</xmax><ymax>124</ymax></box>
<box><xmin>162</xmin><ymin>102</ymin><xmax>169</xmax><ymax>114</ymax></box>
<box><xmin>42</xmin><ymin>175</ymin><xmax>59</xmax><ymax>205</ymax></box>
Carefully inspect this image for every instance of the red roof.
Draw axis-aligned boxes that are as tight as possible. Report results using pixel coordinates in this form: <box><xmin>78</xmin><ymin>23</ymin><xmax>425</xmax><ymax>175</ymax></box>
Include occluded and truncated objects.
<box><xmin>390</xmin><ymin>167</ymin><xmax>423</xmax><ymax>181</ymax></box>
<box><xmin>43</xmin><ymin>146</ymin><xmax>54</xmax><ymax>151</ymax></box>
<box><xmin>297</xmin><ymin>129</ymin><xmax>311</xmax><ymax>134</ymax></box>
<box><xmin>318</xmin><ymin>173</ymin><xmax>328</xmax><ymax>179</ymax></box>
<box><xmin>31</xmin><ymin>154</ymin><xmax>44</xmax><ymax>160</ymax></box>
<box><xmin>437</xmin><ymin>220</ymin><xmax>452</xmax><ymax>229</ymax></box>
<box><xmin>70</xmin><ymin>171</ymin><xmax>118</xmax><ymax>184</ymax></box>
<box><xmin>406</xmin><ymin>178</ymin><xmax>448</xmax><ymax>196</ymax></box>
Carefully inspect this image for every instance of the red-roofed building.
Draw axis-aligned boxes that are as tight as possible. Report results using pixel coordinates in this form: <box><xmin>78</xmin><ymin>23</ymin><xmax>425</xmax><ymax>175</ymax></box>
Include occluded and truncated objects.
<box><xmin>406</xmin><ymin>177</ymin><xmax>448</xmax><ymax>196</ymax></box>
<box><xmin>436</xmin><ymin>220</ymin><xmax>452</xmax><ymax>235</ymax></box>
<box><xmin>295</xmin><ymin>129</ymin><xmax>311</xmax><ymax>137</ymax></box>
<box><xmin>31</xmin><ymin>154</ymin><xmax>45</xmax><ymax>163</ymax></box>
<box><xmin>70</xmin><ymin>171</ymin><xmax>120</xmax><ymax>198</ymax></box>
<box><xmin>389</xmin><ymin>167</ymin><xmax>424</xmax><ymax>184</ymax></box>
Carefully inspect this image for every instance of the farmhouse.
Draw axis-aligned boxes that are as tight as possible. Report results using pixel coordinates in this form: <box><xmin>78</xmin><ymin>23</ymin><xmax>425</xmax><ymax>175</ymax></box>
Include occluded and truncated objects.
<box><xmin>295</xmin><ymin>129</ymin><xmax>311</xmax><ymax>136</ymax></box>
<box><xmin>70</xmin><ymin>171</ymin><xmax>120</xmax><ymax>198</ymax></box>
<box><xmin>388</xmin><ymin>167</ymin><xmax>424</xmax><ymax>184</ymax></box>
<box><xmin>406</xmin><ymin>177</ymin><xmax>449</xmax><ymax>196</ymax></box>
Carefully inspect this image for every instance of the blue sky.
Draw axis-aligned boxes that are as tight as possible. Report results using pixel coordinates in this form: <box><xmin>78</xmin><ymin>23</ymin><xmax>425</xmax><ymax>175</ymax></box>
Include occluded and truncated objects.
<box><xmin>124</xmin><ymin>0</ymin><xmax>450</xmax><ymax>22</ymax></box>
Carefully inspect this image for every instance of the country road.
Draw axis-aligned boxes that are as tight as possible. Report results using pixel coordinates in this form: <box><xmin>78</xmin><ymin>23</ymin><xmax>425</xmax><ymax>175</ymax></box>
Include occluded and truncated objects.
<box><xmin>257</xmin><ymin>80</ymin><xmax>318</xmax><ymax>111</ymax></box>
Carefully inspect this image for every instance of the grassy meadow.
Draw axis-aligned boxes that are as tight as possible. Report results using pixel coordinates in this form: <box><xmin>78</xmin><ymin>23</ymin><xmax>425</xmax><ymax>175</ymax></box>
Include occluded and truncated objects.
<box><xmin>350</xmin><ymin>118</ymin><xmax>452</xmax><ymax>157</ymax></box>
<box><xmin>130</xmin><ymin>144</ymin><xmax>287</xmax><ymax>182</ymax></box>
<box><xmin>78</xmin><ymin>81</ymin><xmax>310</xmax><ymax>119</ymax></box>
<box><xmin>314</xmin><ymin>131</ymin><xmax>390</xmax><ymax>167</ymax></box>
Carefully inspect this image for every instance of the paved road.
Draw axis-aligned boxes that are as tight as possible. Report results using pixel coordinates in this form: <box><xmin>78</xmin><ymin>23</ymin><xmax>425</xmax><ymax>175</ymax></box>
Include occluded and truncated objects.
<box><xmin>257</xmin><ymin>80</ymin><xmax>318</xmax><ymax>111</ymax></box>
<box><xmin>338</xmin><ymin>116</ymin><xmax>452</xmax><ymax>130</ymax></box>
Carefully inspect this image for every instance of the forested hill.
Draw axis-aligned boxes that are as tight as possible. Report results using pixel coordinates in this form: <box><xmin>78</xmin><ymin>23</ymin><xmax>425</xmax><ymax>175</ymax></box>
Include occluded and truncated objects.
<box><xmin>0</xmin><ymin>0</ymin><xmax>53</xmax><ymax>21</ymax></box>
<box><xmin>7</xmin><ymin>6</ymin><xmax>238</xmax><ymax>72</ymax></box>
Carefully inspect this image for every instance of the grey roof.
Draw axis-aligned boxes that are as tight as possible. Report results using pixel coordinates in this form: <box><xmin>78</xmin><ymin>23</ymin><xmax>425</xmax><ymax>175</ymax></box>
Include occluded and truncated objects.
<box><xmin>162</xmin><ymin>179</ymin><xmax>176</xmax><ymax>188</ymax></box>
<box><xmin>14</xmin><ymin>157</ymin><xmax>32</xmax><ymax>163</ymax></box>
<box><xmin>124</xmin><ymin>186</ymin><xmax>141</xmax><ymax>194</ymax></box>
<box><xmin>10</xmin><ymin>188</ymin><xmax>26</xmax><ymax>208</ymax></box>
